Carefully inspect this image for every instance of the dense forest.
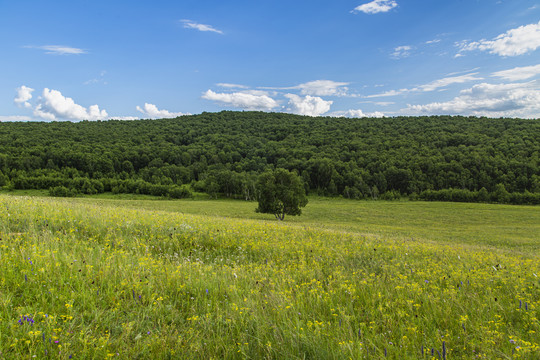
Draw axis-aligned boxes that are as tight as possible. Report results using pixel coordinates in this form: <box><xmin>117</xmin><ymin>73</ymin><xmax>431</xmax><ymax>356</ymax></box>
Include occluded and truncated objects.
<box><xmin>0</xmin><ymin>111</ymin><xmax>539</xmax><ymax>204</ymax></box>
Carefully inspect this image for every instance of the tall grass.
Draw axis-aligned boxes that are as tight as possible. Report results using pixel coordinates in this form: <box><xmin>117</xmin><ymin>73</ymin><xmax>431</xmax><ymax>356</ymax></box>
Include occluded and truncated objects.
<box><xmin>0</xmin><ymin>195</ymin><xmax>538</xmax><ymax>359</ymax></box>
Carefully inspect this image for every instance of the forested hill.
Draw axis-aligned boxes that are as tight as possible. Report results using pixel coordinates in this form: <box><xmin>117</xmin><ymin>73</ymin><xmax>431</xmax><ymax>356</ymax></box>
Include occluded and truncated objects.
<box><xmin>0</xmin><ymin>112</ymin><xmax>539</xmax><ymax>203</ymax></box>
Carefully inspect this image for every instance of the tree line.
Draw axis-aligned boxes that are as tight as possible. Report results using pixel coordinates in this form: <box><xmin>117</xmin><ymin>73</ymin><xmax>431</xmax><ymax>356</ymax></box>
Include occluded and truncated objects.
<box><xmin>0</xmin><ymin>111</ymin><xmax>539</xmax><ymax>204</ymax></box>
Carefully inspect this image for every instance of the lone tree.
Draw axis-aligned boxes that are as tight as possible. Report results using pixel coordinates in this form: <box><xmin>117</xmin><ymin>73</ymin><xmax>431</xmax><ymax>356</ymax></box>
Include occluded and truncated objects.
<box><xmin>255</xmin><ymin>168</ymin><xmax>308</xmax><ymax>220</ymax></box>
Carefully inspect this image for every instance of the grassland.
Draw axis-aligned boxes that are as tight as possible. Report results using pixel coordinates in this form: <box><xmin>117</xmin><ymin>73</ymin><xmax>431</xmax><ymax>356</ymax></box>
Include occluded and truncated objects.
<box><xmin>72</xmin><ymin>196</ymin><xmax>540</xmax><ymax>253</ymax></box>
<box><xmin>0</xmin><ymin>194</ymin><xmax>538</xmax><ymax>359</ymax></box>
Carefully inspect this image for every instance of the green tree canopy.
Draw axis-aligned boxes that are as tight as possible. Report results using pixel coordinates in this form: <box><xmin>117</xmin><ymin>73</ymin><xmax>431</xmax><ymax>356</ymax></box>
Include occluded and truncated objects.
<box><xmin>255</xmin><ymin>169</ymin><xmax>308</xmax><ymax>220</ymax></box>
<box><xmin>0</xmin><ymin>112</ymin><xmax>539</xmax><ymax>203</ymax></box>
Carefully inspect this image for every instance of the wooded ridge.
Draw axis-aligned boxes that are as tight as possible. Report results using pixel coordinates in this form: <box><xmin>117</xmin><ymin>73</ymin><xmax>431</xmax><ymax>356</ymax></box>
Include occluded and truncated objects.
<box><xmin>0</xmin><ymin>112</ymin><xmax>538</xmax><ymax>204</ymax></box>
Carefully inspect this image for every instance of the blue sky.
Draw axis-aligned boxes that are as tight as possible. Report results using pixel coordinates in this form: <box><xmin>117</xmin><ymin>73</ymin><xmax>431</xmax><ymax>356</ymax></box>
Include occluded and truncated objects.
<box><xmin>1</xmin><ymin>0</ymin><xmax>539</xmax><ymax>121</ymax></box>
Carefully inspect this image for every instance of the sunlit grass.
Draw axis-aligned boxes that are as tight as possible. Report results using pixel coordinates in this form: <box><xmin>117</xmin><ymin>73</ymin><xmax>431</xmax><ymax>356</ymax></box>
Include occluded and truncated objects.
<box><xmin>73</xmin><ymin>195</ymin><xmax>540</xmax><ymax>252</ymax></box>
<box><xmin>0</xmin><ymin>195</ymin><xmax>538</xmax><ymax>359</ymax></box>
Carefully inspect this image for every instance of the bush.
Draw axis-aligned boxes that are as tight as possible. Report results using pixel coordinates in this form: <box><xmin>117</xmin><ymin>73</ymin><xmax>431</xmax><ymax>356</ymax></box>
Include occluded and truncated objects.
<box><xmin>168</xmin><ymin>185</ymin><xmax>192</xmax><ymax>199</ymax></box>
<box><xmin>380</xmin><ymin>190</ymin><xmax>401</xmax><ymax>201</ymax></box>
<box><xmin>49</xmin><ymin>186</ymin><xmax>78</xmax><ymax>197</ymax></box>
<box><xmin>491</xmin><ymin>184</ymin><xmax>510</xmax><ymax>203</ymax></box>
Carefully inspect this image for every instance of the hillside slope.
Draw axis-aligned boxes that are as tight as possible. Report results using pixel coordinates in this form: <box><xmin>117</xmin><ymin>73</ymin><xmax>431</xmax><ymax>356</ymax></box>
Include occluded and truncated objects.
<box><xmin>1</xmin><ymin>112</ymin><xmax>539</xmax><ymax>202</ymax></box>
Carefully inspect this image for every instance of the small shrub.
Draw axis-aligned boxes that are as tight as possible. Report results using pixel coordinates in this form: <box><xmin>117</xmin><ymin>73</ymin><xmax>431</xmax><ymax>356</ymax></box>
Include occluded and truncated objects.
<box><xmin>49</xmin><ymin>186</ymin><xmax>77</xmax><ymax>197</ymax></box>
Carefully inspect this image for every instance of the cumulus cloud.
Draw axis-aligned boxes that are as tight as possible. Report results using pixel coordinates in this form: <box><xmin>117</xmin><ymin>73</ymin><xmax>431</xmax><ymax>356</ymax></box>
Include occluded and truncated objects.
<box><xmin>13</xmin><ymin>86</ymin><xmax>188</xmax><ymax>122</ymax></box>
<box><xmin>406</xmin><ymin>81</ymin><xmax>540</xmax><ymax>118</ymax></box>
<box><xmin>136</xmin><ymin>103</ymin><xmax>187</xmax><ymax>119</ymax></box>
<box><xmin>457</xmin><ymin>21</ymin><xmax>540</xmax><ymax>56</ymax></box>
<box><xmin>330</xmin><ymin>109</ymin><xmax>385</xmax><ymax>118</ymax></box>
<box><xmin>285</xmin><ymin>94</ymin><xmax>332</xmax><ymax>116</ymax></box>
<box><xmin>202</xmin><ymin>90</ymin><xmax>279</xmax><ymax>111</ymax></box>
<box><xmin>391</xmin><ymin>45</ymin><xmax>412</xmax><ymax>59</ymax></box>
<box><xmin>352</xmin><ymin>0</ymin><xmax>398</xmax><ymax>14</ymax></box>
<box><xmin>181</xmin><ymin>20</ymin><xmax>223</xmax><ymax>34</ymax></box>
<box><xmin>14</xmin><ymin>85</ymin><xmax>34</xmax><ymax>108</ymax></box>
<box><xmin>32</xmin><ymin>88</ymin><xmax>108</xmax><ymax>121</ymax></box>
<box><xmin>491</xmin><ymin>64</ymin><xmax>540</xmax><ymax>81</ymax></box>
<box><xmin>25</xmin><ymin>45</ymin><xmax>86</xmax><ymax>55</ymax></box>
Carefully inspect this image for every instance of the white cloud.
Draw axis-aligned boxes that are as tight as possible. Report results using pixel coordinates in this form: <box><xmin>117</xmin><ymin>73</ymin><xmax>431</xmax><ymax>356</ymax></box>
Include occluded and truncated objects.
<box><xmin>259</xmin><ymin>80</ymin><xmax>350</xmax><ymax>96</ymax></box>
<box><xmin>457</xmin><ymin>21</ymin><xmax>540</xmax><ymax>56</ymax></box>
<box><xmin>330</xmin><ymin>109</ymin><xmax>385</xmax><ymax>118</ymax></box>
<box><xmin>84</xmin><ymin>70</ymin><xmax>107</xmax><ymax>85</ymax></box>
<box><xmin>445</xmin><ymin>68</ymin><xmax>480</xmax><ymax>77</ymax></box>
<box><xmin>426</xmin><ymin>39</ymin><xmax>441</xmax><ymax>44</ymax></box>
<box><xmin>33</xmin><ymin>88</ymin><xmax>108</xmax><ymax>121</ymax></box>
<box><xmin>14</xmin><ymin>85</ymin><xmax>34</xmax><ymax>108</ymax></box>
<box><xmin>202</xmin><ymin>90</ymin><xmax>279</xmax><ymax>111</ymax></box>
<box><xmin>296</xmin><ymin>80</ymin><xmax>349</xmax><ymax>96</ymax></box>
<box><xmin>181</xmin><ymin>20</ymin><xmax>223</xmax><ymax>34</ymax></box>
<box><xmin>366</xmin><ymin>73</ymin><xmax>481</xmax><ymax>97</ymax></box>
<box><xmin>365</xmin><ymin>89</ymin><xmax>408</xmax><ymax>98</ymax></box>
<box><xmin>240</xmin><ymin>89</ymin><xmax>275</xmax><ymax>96</ymax></box>
<box><xmin>25</xmin><ymin>45</ymin><xmax>86</xmax><ymax>55</ymax></box>
<box><xmin>285</xmin><ymin>94</ymin><xmax>332</xmax><ymax>116</ymax></box>
<box><xmin>406</xmin><ymin>81</ymin><xmax>540</xmax><ymax>118</ymax></box>
<box><xmin>12</xmin><ymin>86</ymin><xmax>187</xmax><ymax>122</ymax></box>
<box><xmin>108</xmin><ymin>116</ymin><xmax>141</xmax><ymax>121</ymax></box>
<box><xmin>216</xmin><ymin>83</ymin><xmax>249</xmax><ymax>89</ymax></box>
<box><xmin>391</xmin><ymin>45</ymin><xmax>412</xmax><ymax>59</ymax></box>
<box><xmin>136</xmin><ymin>103</ymin><xmax>187</xmax><ymax>119</ymax></box>
<box><xmin>0</xmin><ymin>115</ymin><xmax>33</xmax><ymax>122</ymax></box>
<box><xmin>352</xmin><ymin>0</ymin><xmax>398</xmax><ymax>14</ymax></box>
<box><xmin>491</xmin><ymin>64</ymin><xmax>540</xmax><ymax>81</ymax></box>
<box><xmin>359</xmin><ymin>100</ymin><xmax>395</xmax><ymax>106</ymax></box>
<box><xmin>414</xmin><ymin>73</ymin><xmax>483</xmax><ymax>92</ymax></box>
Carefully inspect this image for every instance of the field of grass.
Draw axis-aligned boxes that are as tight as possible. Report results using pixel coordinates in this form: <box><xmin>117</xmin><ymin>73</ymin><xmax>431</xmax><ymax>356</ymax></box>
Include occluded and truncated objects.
<box><xmin>71</xmin><ymin>196</ymin><xmax>540</xmax><ymax>253</ymax></box>
<box><xmin>0</xmin><ymin>194</ymin><xmax>538</xmax><ymax>359</ymax></box>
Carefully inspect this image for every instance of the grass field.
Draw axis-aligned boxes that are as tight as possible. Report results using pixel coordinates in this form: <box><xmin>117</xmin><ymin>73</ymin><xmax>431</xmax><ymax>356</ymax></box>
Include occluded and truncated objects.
<box><xmin>73</xmin><ymin>196</ymin><xmax>540</xmax><ymax>253</ymax></box>
<box><xmin>0</xmin><ymin>194</ymin><xmax>538</xmax><ymax>359</ymax></box>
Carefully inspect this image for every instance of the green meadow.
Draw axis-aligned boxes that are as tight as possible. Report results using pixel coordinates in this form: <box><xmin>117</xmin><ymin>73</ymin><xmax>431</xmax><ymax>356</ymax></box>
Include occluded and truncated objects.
<box><xmin>0</xmin><ymin>194</ymin><xmax>538</xmax><ymax>359</ymax></box>
<box><xmin>74</xmin><ymin>196</ymin><xmax>540</xmax><ymax>252</ymax></box>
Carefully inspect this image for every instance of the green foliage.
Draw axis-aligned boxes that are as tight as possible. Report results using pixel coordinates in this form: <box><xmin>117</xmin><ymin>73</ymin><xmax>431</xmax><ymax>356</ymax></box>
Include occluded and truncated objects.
<box><xmin>255</xmin><ymin>169</ymin><xmax>308</xmax><ymax>220</ymax></box>
<box><xmin>0</xmin><ymin>112</ymin><xmax>539</xmax><ymax>203</ymax></box>
<box><xmin>492</xmin><ymin>183</ymin><xmax>511</xmax><ymax>203</ymax></box>
<box><xmin>167</xmin><ymin>185</ymin><xmax>192</xmax><ymax>199</ymax></box>
<box><xmin>419</xmin><ymin>187</ymin><xmax>540</xmax><ymax>205</ymax></box>
<box><xmin>0</xmin><ymin>171</ymin><xmax>7</xmax><ymax>187</ymax></box>
<box><xmin>379</xmin><ymin>189</ymin><xmax>402</xmax><ymax>200</ymax></box>
<box><xmin>49</xmin><ymin>186</ymin><xmax>78</xmax><ymax>197</ymax></box>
